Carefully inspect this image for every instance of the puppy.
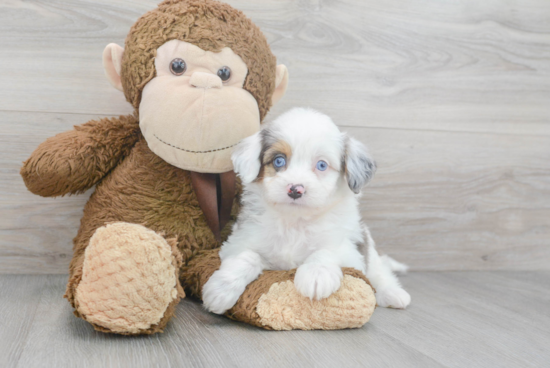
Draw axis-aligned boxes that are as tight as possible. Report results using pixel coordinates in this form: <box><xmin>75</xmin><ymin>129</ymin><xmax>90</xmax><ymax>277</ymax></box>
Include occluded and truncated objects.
<box><xmin>202</xmin><ymin>108</ymin><xmax>411</xmax><ymax>314</ymax></box>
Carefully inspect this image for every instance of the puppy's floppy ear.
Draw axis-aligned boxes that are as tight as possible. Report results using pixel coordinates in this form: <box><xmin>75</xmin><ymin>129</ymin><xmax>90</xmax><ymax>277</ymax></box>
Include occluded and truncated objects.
<box><xmin>232</xmin><ymin>132</ymin><xmax>263</xmax><ymax>184</ymax></box>
<box><xmin>343</xmin><ymin>136</ymin><xmax>376</xmax><ymax>194</ymax></box>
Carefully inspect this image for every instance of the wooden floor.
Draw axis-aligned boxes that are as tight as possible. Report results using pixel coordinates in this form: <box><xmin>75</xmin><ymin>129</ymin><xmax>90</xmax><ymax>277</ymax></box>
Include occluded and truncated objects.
<box><xmin>1</xmin><ymin>271</ymin><xmax>548</xmax><ymax>368</ymax></box>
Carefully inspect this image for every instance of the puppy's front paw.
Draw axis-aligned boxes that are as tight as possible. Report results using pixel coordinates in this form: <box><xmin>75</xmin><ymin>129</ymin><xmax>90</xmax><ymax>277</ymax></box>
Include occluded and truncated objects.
<box><xmin>202</xmin><ymin>271</ymin><xmax>244</xmax><ymax>315</ymax></box>
<box><xmin>294</xmin><ymin>263</ymin><xmax>343</xmax><ymax>300</ymax></box>
<box><xmin>376</xmin><ymin>287</ymin><xmax>411</xmax><ymax>309</ymax></box>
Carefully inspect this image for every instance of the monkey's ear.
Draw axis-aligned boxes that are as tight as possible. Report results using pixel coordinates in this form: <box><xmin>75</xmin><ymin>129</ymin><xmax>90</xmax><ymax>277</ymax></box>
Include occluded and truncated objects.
<box><xmin>272</xmin><ymin>65</ymin><xmax>289</xmax><ymax>105</ymax></box>
<box><xmin>344</xmin><ymin>137</ymin><xmax>376</xmax><ymax>194</ymax></box>
<box><xmin>231</xmin><ymin>132</ymin><xmax>263</xmax><ymax>184</ymax></box>
<box><xmin>103</xmin><ymin>43</ymin><xmax>124</xmax><ymax>91</ymax></box>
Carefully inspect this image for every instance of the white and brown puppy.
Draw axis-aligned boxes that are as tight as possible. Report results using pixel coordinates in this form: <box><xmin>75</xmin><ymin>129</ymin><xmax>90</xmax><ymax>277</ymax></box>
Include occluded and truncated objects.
<box><xmin>202</xmin><ymin>108</ymin><xmax>411</xmax><ymax>314</ymax></box>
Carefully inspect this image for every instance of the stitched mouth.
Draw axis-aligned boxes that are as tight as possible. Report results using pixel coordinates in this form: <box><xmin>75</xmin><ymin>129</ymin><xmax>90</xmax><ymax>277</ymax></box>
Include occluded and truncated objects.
<box><xmin>154</xmin><ymin>134</ymin><xmax>238</xmax><ymax>153</ymax></box>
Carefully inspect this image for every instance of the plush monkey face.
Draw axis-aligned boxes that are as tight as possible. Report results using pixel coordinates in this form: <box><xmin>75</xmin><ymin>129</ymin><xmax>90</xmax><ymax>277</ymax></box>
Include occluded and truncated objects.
<box><xmin>104</xmin><ymin>39</ymin><xmax>288</xmax><ymax>173</ymax></box>
<box><xmin>139</xmin><ymin>40</ymin><xmax>261</xmax><ymax>173</ymax></box>
<box><xmin>101</xmin><ymin>0</ymin><xmax>289</xmax><ymax>173</ymax></box>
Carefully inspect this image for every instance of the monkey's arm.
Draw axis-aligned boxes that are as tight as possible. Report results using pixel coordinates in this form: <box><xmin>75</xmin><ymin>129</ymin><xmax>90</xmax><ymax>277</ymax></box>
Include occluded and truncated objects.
<box><xmin>21</xmin><ymin>114</ymin><xmax>140</xmax><ymax>197</ymax></box>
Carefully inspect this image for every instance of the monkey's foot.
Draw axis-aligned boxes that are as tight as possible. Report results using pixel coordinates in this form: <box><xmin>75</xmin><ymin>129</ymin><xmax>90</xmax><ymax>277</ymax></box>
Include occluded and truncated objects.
<box><xmin>74</xmin><ymin>222</ymin><xmax>184</xmax><ymax>334</ymax></box>
<box><xmin>233</xmin><ymin>268</ymin><xmax>376</xmax><ymax>330</ymax></box>
<box><xmin>183</xmin><ymin>249</ymin><xmax>376</xmax><ymax>330</ymax></box>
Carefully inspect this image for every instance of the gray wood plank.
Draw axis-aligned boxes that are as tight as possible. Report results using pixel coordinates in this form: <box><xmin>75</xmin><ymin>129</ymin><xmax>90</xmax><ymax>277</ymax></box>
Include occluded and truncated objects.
<box><xmin>0</xmin><ymin>0</ymin><xmax>549</xmax><ymax>135</ymax></box>
<box><xmin>380</xmin><ymin>272</ymin><xmax>550</xmax><ymax>367</ymax></box>
<box><xmin>353</xmin><ymin>126</ymin><xmax>550</xmax><ymax>271</ymax></box>
<box><xmin>4</xmin><ymin>272</ymin><xmax>550</xmax><ymax>368</ymax></box>
<box><xmin>177</xmin><ymin>302</ymin><xmax>443</xmax><ymax>368</ymax></box>
<box><xmin>0</xmin><ymin>275</ymin><xmax>48</xmax><ymax>367</ymax></box>
<box><xmin>13</xmin><ymin>275</ymin><xmax>442</xmax><ymax>368</ymax></box>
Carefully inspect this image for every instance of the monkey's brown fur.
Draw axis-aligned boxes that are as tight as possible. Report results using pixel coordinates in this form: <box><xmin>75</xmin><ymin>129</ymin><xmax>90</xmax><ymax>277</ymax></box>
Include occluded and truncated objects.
<box><xmin>122</xmin><ymin>0</ymin><xmax>276</xmax><ymax>121</ymax></box>
<box><xmin>20</xmin><ymin>0</ymin><xmax>375</xmax><ymax>334</ymax></box>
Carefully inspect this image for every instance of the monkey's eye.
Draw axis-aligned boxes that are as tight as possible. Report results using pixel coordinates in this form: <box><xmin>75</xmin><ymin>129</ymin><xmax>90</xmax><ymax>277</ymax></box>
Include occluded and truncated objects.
<box><xmin>217</xmin><ymin>66</ymin><xmax>231</xmax><ymax>82</ymax></box>
<box><xmin>273</xmin><ymin>155</ymin><xmax>286</xmax><ymax>169</ymax></box>
<box><xmin>316</xmin><ymin>160</ymin><xmax>328</xmax><ymax>171</ymax></box>
<box><xmin>170</xmin><ymin>58</ymin><xmax>186</xmax><ymax>76</ymax></box>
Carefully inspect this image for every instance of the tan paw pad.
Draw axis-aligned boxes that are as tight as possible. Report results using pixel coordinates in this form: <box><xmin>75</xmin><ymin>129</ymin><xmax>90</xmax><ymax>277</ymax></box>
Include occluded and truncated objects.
<box><xmin>256</xmin><ymin>275</ymin><xmax>376</xmax><ymax>330</ymax></box>
<box><xmin>75</xmin><ymin>222</ymin><xmax>178</xmax><ymax>334</ymax></box>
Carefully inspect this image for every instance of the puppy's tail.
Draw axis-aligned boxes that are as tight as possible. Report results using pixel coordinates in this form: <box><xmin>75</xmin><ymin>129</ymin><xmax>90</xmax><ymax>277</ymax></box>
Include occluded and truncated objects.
<box><xmin>380</xmin><ymin>255</ymin><xmax>409</xmax><ymax>274</ymax></box>
<box><xmin>360</xmin><ymin>226</ymin><xmax>409</xmax><ymax>274</ymax></box>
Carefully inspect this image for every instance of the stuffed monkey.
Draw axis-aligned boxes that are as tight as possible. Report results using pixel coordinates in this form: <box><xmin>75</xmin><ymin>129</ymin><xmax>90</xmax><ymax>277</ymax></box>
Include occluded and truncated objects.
<box><xmin>20</xmin><ymin>0</ymin><xmax>376</xmax><ymax>334</ymax></box>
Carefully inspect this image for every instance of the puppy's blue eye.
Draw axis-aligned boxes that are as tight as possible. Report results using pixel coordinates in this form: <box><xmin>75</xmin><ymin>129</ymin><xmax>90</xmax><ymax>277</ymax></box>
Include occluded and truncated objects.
<box><xmin>273</xmin><ymin>156</ymin><xmax>286</xmax><ymax>168</ymax></box>
<box><xmin>316</xmin><ymin>160</ymin><xmax>328</xmax><ymax>171</ymax></box>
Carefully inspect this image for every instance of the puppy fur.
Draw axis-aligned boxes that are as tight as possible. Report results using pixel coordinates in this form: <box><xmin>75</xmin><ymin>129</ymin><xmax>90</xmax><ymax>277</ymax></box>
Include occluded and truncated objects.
<box><xmin>202</xmin><ymin>108</ymin><xmax>411</xmax><ymax>314</ymax></box>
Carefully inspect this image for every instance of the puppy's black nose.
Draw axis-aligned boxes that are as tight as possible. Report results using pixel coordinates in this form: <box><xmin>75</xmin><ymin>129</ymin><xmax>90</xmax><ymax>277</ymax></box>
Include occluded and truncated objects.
<box><xmin>287</xmin><ymin>184</ymin><xmax>304</xmax><ymax>200</ymax></box>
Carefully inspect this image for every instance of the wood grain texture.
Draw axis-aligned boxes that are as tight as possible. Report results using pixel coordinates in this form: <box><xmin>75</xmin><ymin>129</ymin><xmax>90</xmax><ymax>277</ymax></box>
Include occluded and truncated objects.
<box><xmin>355</xmin><ymin>126</ymin><xmax>550</xmax><ymax>270</ymax></box>
<box><xmin>0</xmin><ymin>275</ymin><xmax>49</xmax><ymax>367</ymax></box>
<box><xmin>1</xmin><ymin>272</ymin><xmax>548</xmax><ymax>368</ymax></box>
<box><xmin>1</xmin><ymin>0</ymin><xmax>549</xmax><ymax>272</ymax></box>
